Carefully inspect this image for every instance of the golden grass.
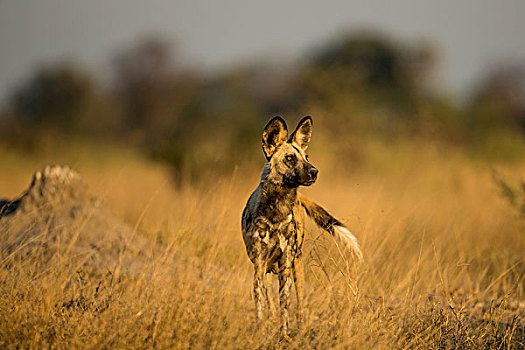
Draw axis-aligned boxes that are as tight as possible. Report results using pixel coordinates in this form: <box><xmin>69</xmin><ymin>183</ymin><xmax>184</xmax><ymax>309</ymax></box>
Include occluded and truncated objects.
<box><xmin>0</xmin><ymin>139</ymin><xmax>524</xmax><ymax>349</ymax></box>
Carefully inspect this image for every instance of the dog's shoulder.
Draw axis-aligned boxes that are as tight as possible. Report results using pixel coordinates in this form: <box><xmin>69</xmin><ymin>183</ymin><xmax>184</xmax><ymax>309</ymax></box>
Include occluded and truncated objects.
<box><xmin>242</xmin><ymin>185</ymin><xmax>261</xmax><ymax>232</ymax></box>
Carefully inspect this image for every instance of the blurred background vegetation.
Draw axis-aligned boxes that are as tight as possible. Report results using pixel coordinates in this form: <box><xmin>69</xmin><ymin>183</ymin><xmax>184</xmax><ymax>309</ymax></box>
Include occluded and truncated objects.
<box><xmin>1</xmin><ymin>30</ymin><xmax>524</xmax><ymax>179</ymax></box>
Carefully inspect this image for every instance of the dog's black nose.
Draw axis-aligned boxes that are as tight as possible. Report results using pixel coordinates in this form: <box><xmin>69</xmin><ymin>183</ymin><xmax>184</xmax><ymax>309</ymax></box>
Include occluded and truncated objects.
<box><xmin>310</xmin><ymin>167</ymin><xmax>318</xmax><ymax>179</ymax></box>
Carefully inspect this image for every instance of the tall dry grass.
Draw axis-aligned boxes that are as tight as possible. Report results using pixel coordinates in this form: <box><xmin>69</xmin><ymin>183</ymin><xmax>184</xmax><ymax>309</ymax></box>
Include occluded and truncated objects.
<box><xmin>0</xmin><ymin>139</ymin><xmax>523</xmax><ymax>349</ymax></box>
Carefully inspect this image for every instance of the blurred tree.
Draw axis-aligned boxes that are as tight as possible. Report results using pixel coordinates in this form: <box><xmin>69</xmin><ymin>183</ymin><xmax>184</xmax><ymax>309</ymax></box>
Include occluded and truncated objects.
<box><xmin>10</xmin><ymin>62</ymin><xmax>94</xmax><ymax>128</ymax></box>
<box><xmin>112</xmin><ymin>36</ymin><xmax>201</xmax><ymax>138</ymax></box>
<box><xmin>302</xmin><ymin>32</ymin><xmax>437</xmax><ymax>115</ymax></box>
<box><xmin>469</xmin><ymin>64</ymin><xmax>525</xmax><ymax>133</ymax></box>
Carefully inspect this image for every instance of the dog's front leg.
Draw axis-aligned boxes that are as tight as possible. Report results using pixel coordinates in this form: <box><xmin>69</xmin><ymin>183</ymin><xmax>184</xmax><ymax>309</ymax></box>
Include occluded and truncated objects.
<box><xmin>278</xmin><ymin>244</ymin><xmax>293</xmax><ymax>337</ymax></box>
<box><xmin>293</xmin><ymin>255</ymin><xmax>304</xmax><ymax>329</ymax></box>
<box><xmin>253</xmin><ymin>238</ymin><xmax>267</xmax><ymax>322</ymax></box>
<box><xmin>263</xmin><ymin>274</ymin><xmax>275</xmax><ymax>317</ymax></box>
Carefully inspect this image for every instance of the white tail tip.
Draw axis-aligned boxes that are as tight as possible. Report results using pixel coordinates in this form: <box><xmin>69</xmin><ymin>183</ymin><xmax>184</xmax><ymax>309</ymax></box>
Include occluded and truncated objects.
<box><xmin>333</xmin><ymin>225</ymin><xmax>364</xmax><ymax>261</ymax></box>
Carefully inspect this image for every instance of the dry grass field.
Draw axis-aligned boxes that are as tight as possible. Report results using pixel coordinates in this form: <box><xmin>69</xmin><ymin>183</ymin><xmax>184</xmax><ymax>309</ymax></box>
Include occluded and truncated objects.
<box><xmin>0</xmin><ymin>139</ymin><xmax>524</xmax><ymax>349</ymax></box>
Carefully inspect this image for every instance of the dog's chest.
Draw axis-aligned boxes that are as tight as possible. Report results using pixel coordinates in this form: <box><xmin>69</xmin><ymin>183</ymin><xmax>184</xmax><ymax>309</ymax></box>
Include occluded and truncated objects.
<box><xmin>258</xmin><ymin>213</ymin><xmax>295</xmax><ymax>244</ymax></box>
<box><xmin>252</xmin><ymin>212</ymin><xmax>301</xmax><ymax>270</ymax></box>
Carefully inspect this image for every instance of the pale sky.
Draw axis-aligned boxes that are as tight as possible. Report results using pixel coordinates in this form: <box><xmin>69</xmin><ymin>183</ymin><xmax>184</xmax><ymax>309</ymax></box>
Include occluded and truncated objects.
<box><xmin>1</xmin><ymin>0</ymin><xmax>524</xmax><ymax>106</ymax></box>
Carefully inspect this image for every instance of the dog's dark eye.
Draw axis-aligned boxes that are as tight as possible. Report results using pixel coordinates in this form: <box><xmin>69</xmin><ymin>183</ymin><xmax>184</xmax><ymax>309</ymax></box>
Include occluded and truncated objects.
<box><xmin>285</xmin><ymin>155</ymin><xmax>294</xmax><ymax>162</ymax></box>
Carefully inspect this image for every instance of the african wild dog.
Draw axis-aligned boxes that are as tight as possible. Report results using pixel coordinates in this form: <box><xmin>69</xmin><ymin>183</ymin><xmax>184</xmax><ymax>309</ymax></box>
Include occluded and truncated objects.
<box><xmin>241</xmin><ymin>116</ymin><xmax>363</xmax><ymax>335</ymax></box>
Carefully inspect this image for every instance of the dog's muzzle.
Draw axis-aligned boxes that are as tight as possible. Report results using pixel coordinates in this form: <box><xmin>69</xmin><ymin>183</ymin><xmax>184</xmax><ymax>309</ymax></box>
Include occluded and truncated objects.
<box><xmin>304</xmin><ymin>166</ymin><xmax>318</xmax><ymax>185</ymax></box>
<box><xmin>309</xmin><ymin>167</ymin><xmax>318</xmax><ymax>181</ymax></box>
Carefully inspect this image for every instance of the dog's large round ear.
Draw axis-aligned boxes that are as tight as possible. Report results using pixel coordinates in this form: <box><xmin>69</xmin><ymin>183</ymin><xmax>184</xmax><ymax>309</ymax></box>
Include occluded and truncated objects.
<box><xmin>262</xmin><ymin>116</ymin><xmax>288</xmax><ymax>160</ymax></box>
<box><xmin>288</xmin><ymin>116</ymin><xmax>312</xmax><ymax>150</ymax></box>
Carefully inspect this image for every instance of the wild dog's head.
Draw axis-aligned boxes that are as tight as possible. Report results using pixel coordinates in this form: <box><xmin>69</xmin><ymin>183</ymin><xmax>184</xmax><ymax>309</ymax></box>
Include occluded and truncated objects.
<box><xmin>262</xmin><ymin>116</ymin><xmax>318</xmax><ymax>187</ymax></box>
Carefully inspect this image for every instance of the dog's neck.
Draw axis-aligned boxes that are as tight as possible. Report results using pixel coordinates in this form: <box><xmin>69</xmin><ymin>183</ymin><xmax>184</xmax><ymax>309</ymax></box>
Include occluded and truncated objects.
<box><xmin>258</xmin><ymin>163</ymin><xmax>298</xmax><ymax>223</ymax></box>
<box><xmin>260</xmin><ymin>180</ymin><xmax>297</xmax><ymax>202</ymax></box>
<box><xmin>259</xmin><ymin>181</ymin><xmax>297</xmax><ymax>223</ymax></box>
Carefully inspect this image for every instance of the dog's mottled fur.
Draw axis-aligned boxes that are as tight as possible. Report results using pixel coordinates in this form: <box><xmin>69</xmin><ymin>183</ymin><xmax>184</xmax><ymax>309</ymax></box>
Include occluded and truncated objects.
<box><xmin>241</xmin><ymin>116</ymin><xmax>363</xmax><ymax>335</ymax></box>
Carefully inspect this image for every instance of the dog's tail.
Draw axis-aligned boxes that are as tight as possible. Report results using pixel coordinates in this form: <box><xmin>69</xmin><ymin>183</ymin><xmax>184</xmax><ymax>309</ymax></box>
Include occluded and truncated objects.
<box><xmin>298</xmin><ymin>193</ymin><xmax>363</xmax><ymax>261</ymax></box>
